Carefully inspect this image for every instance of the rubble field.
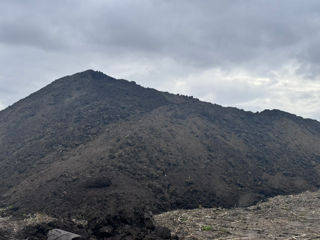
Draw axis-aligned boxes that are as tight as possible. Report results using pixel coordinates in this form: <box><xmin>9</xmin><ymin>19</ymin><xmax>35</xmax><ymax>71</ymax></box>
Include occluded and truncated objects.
<box><xmin>155</xmin><ymin>190</ymin><xmax>320</xmax><ymax>240</ymax></box>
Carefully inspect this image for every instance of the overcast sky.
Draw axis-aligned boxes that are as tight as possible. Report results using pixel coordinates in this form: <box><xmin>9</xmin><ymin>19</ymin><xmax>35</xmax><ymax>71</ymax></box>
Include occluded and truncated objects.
<box><xmin>1</xmin><ymin>0</ymin><xmax>320</xmax><ymax>120</ymax></box>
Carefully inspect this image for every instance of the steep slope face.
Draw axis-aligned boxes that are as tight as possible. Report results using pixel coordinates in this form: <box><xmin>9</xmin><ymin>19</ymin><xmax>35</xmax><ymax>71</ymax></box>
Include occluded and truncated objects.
<box><xmin>0</xmin><ymin>70</ymin><xmax>168</xmax><ymax>195</ymax></box>
<box><xmin>1</xmin><ymin>70</ymin><xmax>320</xmax><ymax>223</ymax></box>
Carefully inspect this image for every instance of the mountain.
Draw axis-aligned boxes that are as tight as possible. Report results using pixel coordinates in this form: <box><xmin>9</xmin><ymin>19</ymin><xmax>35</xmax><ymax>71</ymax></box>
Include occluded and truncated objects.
<box><xmin>0</xmin><ymin>70</ymin><xmax>320</xmax><ymax>238</ymax></box>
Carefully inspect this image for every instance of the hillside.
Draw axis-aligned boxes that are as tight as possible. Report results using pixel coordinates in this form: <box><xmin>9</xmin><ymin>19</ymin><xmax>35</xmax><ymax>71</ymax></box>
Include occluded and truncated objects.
<box><xmin>0</xmin><ymin>70</ymin><xmax>320</xmax><ymax>238</ymax></box>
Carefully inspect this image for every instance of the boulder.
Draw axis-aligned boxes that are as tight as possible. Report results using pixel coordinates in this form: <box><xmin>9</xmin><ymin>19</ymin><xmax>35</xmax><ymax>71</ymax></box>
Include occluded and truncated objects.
<box><xmin>47</xmin><ymin>229</ymin><xmax>82</xmax><ymax>240</ymax></box>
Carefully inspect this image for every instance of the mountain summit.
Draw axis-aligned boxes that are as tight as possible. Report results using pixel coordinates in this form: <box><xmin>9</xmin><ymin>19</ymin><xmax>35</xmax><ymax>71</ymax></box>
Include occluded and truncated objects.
<box><xmin>1</xmin><ymin>70</ymin><xmax>320</xmax><ymax>238</ymax></box>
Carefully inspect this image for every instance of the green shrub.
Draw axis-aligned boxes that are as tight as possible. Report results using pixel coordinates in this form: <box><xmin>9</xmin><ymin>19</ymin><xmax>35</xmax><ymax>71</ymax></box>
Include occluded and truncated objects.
<box><xmin>201</xmin><ymin>225</ymin><xmax>213</xmax><ymax>231</ymax></box>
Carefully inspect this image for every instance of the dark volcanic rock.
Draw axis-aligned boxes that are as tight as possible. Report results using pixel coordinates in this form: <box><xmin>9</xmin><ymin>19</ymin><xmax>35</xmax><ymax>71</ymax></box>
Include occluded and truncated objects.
<box><xmin>0</xmin><ymin>70</ymin><xmax>320</xmax><ymax>238</ymax></box>
<box><xmin>88</xmin><ymin>209</ymin><xmax>172</xmax><ymax>239</ymax></box>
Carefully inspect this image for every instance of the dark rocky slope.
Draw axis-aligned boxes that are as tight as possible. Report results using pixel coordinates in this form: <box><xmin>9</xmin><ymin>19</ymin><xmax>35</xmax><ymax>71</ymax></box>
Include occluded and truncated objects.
<box><xmin>0</xmin><ymin>70</ymin><xmax>320</xmax><ymax>238</ymax></box>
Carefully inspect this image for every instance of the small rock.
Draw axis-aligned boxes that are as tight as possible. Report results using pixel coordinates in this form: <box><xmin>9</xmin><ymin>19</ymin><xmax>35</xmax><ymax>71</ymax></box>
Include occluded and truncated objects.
<box><xmin>97</xmin><ymin>225</ymin><xmax>113</xmax><ymax>237</ymax></box>
<box><xmin>47</xmin><ymin>228</ymin><xmax>82</xmax><ymax>240</ymax></box>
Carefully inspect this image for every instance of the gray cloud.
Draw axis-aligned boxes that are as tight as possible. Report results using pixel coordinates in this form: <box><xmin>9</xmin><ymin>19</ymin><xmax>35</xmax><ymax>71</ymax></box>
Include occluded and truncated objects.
<box><xmin>0</xmin><ymin>0</ymin><xmax>320</xmax><ymax>119</ymax></box>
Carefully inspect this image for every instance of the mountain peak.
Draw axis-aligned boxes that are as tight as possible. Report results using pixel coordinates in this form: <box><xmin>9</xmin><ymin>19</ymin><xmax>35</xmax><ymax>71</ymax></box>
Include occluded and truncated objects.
<box><xmin>72</xmin><ymin>69</ymin><xmax>113</xmax><ymax>79</ymax></box>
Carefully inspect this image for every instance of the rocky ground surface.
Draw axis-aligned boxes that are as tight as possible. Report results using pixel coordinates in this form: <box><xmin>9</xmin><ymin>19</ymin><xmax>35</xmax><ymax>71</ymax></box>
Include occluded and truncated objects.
<box><xmin>1</xmin><ymin>190</ymin><xmax>320</xmax><ymax>239</ymax></box>
<box><xmin>0</xmin><ymin>216</ymin><xmax>18</xmax><ymax>240</ymax></box>
<box><xmin>0</xmin><ymin>209</ymin><xmax>173</xmax><ymax>239</ymax></box>
<box><xmin>155</xmin><ymin>190</ymin><xmax>320</xmax><ymax>240</ymax></box>
<box><xmin>0</xmin><ymin>212</ymin><xmax>55</xmax><ymax>240</ymax></box>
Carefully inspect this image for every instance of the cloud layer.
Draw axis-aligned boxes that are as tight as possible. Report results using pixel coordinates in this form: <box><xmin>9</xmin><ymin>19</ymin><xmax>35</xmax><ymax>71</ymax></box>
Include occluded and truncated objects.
<box><xmin>1</xmin><ymin>0</ymin><xmax>320</xmax><ymax>119</ymax></box>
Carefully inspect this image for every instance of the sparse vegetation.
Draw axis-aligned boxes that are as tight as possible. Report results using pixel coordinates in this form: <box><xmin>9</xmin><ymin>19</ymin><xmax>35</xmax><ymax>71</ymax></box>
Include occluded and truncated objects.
<box><xmin>23</xmin><ymin>212</ymin><xmax>55</xmax><ymax>226</ymax></box>
<box><xmin>155</xmin><ymin>190</ymin><xmax>320</xmax><ymax>239</ymax></box>
<box><xmin>201</xmin><ymin>225</ymin><xmax>213</xmax><ymax>231</ymax></box>
<box><xmin>0</xmin><ymin>205</ymin><xmax>14</xmax><ymax>217</ymax></box>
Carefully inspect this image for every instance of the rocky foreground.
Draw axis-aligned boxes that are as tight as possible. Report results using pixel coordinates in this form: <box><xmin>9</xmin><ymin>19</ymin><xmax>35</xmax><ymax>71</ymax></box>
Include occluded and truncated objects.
<box><xmin>155</xmin><ymin>190</ymin><xmax>320</xmax><ymax>240</ymax></box>
<box><xmin>0</xmin><ymin>209</ymin><xmax>173</xmax><ymax>239</ymax></box>
<box><xmin>1</xmin><ymin>190</ymin><xmax>320</xmax><ymax>239</ymax></box>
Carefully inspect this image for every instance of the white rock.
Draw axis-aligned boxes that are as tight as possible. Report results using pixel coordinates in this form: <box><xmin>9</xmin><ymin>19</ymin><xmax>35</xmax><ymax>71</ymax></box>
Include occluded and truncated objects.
<box><xmin>47</xmin><ymin>228</ymin><xmax>81</xmax><ymax>240</ymax></box>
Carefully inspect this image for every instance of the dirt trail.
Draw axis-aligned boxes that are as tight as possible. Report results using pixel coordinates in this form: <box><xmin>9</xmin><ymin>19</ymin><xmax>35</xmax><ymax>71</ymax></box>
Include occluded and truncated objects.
<box><xmin>155</xmin><ymin>190</ymin><xmax>320</xmax><ymax>240</ymax></box>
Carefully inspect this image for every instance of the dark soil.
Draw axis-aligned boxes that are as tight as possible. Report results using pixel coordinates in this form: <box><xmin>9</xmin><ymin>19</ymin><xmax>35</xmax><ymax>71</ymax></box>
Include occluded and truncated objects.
<box><xmin>0</xmin><ymin>70</ymin><xmax>320</xmax><ymax>239</ymax></box>
<box><xmin>15</xmin><ymin>210</ymin><xmax>174</xmax><ymax>239</ymax></box>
